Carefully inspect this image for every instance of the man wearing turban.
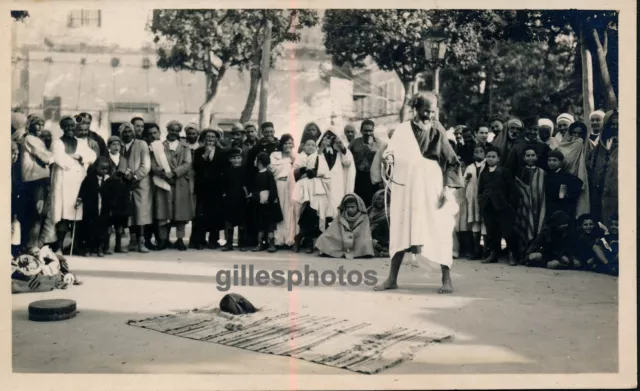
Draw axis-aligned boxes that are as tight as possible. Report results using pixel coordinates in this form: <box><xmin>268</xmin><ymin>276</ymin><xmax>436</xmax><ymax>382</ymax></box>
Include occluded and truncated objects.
<box><xmin>554</xmin><ymin>113</ymin><xmax>575</xmax><ymax>143</ymax></box>
<box><xmin>588</xmin><ymin>110</ymin><xmax>618</xmax><ymax>226</ymax></box>
<box><xmin>11</xmin><ymin>112</ymin><xmax>28</xmax><ymax>144</ymax></box>
<box><xmin>588</xmin><ymin>110</ymin><xmax>606</xmax><ymax>150</ymax></box>
<box><xmin>538</xmin><ymin>118</ymin><xmax>559</xmax><ymax>149</ymax></box>
<box><xmin>505</xmin><ymin>117</ymin><xmax>552</xmax><ymax>176</ymax></box>
<box><xmin>20</xmin><ymin>114</ymin><xmax>54</xmax><ymax>249</ymax></box>
<box><xmin>119</xmin><ymin>122</ymin><xmax>153</xmax><ymax>253</ymax></box>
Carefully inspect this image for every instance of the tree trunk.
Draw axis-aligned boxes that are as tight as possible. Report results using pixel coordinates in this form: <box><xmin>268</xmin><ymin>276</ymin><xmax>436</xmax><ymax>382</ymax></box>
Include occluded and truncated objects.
<box><xmin>399</xmin><ymin>78</ymin><xmax>415</xmax><ymax>123</ymax></box>
<box><xmin>433</xmin><ymin>66</ymin><xmax>440</xmax><ymax>121</ymax></box>
<box><xmin>240</xmin><ymin>66</ymin><xmax>261</xmax><ymax>123</ymax></box>
<box><xmin>591</xmin><ymin>28</ymin><xmax>618</xmax><ymax>110</ymax></box>
<box><xmin>580</xmin><ymin>25</ymin><xmax>594</xmax><ymax>134</ymax></box>
<box><xmin>199</xmin><ymin>66</ymin><xmax>226</xmax><ymax>130</ymax></box>
<box><xmin>258</xmin><ymin>19</ymin><xmax>273</xmax><ymax>125</ymax></box>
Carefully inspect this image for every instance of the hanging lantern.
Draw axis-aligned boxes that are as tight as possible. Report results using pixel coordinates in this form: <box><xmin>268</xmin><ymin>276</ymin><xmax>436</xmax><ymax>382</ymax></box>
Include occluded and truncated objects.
<box><xmin>142</xmin><ymin>57</ymin><xmax>151</xmax><ymax>69</ymax></box>
<box><xmin>423</xmin><ymin>34</ymin><xmax>447</xmax><ymax>62</ymax></box>
<box><xmin>111</xmin><ymin>57</ymin><xmax>120</xmax><ymax>68</ymax></box>
<box><xmin>80</xmin><ymin>58</ymin><xmax>86</xmax><ymax>65</ymax></box>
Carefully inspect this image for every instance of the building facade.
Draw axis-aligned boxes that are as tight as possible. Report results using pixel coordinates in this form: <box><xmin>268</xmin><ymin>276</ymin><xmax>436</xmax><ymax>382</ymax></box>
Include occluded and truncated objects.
<box><xmin>12</xmin><ymin>7</ymin><xmax>349</xmax><ymax>142</ymax></box>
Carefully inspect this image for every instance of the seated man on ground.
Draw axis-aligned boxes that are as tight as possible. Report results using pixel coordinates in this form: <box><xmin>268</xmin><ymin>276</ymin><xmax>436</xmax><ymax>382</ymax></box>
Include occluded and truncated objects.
<box><xmin>315</xmin><ymin>193</ymin><xmax>374</xmax><ymax>259</ymax></box>
<box><xmin>571</xmin><ymin>213</ymin><xmax>601</xmax><ymax>270</ymax></box>
<box><xmin>524</xmin><ymin>211</ymin><xmax>574</xmax><ymax>269</ymax></box>
<box><xmin>590</xmin><ymin>214</ymin><xmax>619</xmax><ymax>276</ymax></box>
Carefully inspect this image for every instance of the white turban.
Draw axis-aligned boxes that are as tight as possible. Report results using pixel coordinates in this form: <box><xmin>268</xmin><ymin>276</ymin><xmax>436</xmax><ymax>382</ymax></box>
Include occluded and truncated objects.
<box><xmin>589</xmin><ymin>110</ymin><xmax>605</xmax><ymax>120</ymax></box>
<box><xmin>538</xmin><ymin>118</ymin><xmax>554</xmax><ymax>132</ymax></box>
<box><xmin>556</xmin><ymin>113</ymin><xmax>575</xmax><ymax>126</ymax></box>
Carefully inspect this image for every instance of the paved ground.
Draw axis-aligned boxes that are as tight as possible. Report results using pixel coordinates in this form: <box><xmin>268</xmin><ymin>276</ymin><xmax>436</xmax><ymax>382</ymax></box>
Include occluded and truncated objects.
<box><xmin>12</xmin><ymin>246</ymin><xmax>618</xmax><ymax>374</ymax></box>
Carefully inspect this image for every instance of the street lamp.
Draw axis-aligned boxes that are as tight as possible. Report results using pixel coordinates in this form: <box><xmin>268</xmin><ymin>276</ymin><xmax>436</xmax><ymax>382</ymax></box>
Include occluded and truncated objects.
<box><xmin>423</xmin><ymin>32</ymin><xmax>447</xmax><ymax>94</ymax></box>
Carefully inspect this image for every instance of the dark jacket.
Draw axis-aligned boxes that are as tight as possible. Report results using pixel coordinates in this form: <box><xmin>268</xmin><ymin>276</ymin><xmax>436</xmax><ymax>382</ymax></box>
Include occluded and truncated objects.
<box><xmin>478</xmin><ymin>166</ymin><xmax>517</xmax><ymax>211</ymax></box>
<box><xmin>192</xmin><ymin>146</ymin><xmax>228</xmax><ymax>198</ymax></box>
<box><xmin>79</xmin><ymin>172</ymin><xmax>131</xmax><ymax>221</ymax></box>
<box><xmin>544</xmin><ymin>169</ymin><xmax>583</xmax><ymax>218</ymax></box>
<box><xmin>245</xmin><ymin>138</ymin><xmax>279</xmax><ymax>187</ymax></box>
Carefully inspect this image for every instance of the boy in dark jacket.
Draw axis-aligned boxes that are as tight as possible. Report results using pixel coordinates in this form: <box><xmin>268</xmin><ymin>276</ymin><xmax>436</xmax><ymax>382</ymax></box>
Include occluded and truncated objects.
<box><xmin>478</xmin><ymin>146</ymin><xmax>518</xmax><ymax>264</ymax></box>
<box><xmin>221</xmin><ymin>148</ymin><xmax>250</xmax><ymax>251</ymax></box>
<box><xmin>250</xmin><ymin>152</ymin><xmax>283</xmax><ymax>253</ymax></box>
<box><xmin>545</xmin><ymin>150</ymin><xmax>583</xmax><ymax>220</ymax></box>
<box><xmin>77</xmin><ymin>157</ymin><xmax>112</xmax><ymax>257</ymax></box>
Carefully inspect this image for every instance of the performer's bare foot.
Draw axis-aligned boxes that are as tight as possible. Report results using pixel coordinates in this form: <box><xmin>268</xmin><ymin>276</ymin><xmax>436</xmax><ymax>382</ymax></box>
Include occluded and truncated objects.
<box><xmin>373</xmin><ymin>278</ymin><xmax>398</xmax><ymax>291</ymax></box>
<box><xmin>438</xmin><ymin>266</ymin><xmax>453</xmax><ymax>294</ymax></box>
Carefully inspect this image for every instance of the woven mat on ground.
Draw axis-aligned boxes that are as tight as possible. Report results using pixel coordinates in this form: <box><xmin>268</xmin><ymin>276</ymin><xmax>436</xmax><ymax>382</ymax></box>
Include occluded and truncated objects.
<box><xmin>127</xmin><ymin>307</ymin><xmax>453</xmax><ymax>374</ymax></box>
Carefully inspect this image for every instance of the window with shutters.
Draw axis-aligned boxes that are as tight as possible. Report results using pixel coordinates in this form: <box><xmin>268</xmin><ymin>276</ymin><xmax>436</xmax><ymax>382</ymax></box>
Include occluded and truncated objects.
<box><xmin>68</xmin><ymin>10</ymin><xmax>102</xmax><ymax>28</ymax></box>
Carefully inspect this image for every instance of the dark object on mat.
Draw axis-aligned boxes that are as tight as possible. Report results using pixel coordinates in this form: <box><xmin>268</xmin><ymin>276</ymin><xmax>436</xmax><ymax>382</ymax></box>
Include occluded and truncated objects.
<box><xmin>28</xmin><ymin>299</ymin><xmax>77</xmax><ymax>322</ymax></box>
<box><xmin>219</xmin><ymin>293</ymin><xmax>257</xmax><ymax>315</ymax></box>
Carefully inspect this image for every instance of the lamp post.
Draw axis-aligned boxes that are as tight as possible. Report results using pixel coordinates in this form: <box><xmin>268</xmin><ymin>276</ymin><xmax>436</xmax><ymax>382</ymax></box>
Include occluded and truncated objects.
<box><xmin>423</xmin><ymin>31</ymin><xmax>447</xmax><ymax>119</ymax></box>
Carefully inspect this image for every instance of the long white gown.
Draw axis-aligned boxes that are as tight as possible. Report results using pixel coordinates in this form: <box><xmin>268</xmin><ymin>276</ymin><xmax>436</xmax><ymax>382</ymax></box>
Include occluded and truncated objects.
<box><xmin>319</xmin><ymin>148</ymin><xmax>356</xmax><ymax>218</ymax></box>
<box><xmin>50</xmin><ymin>137</ymin><xmax>97</xmax><ymax>224</ymax></box>
<box><xmin>270</xmin><ymin>151</ymin><xmax>297</xmax><ymax>246</ymax></box>
<box><xmin>383</xmin><ymin>121</ymin><xmax>458</xmax><ymax>270</ymax></box>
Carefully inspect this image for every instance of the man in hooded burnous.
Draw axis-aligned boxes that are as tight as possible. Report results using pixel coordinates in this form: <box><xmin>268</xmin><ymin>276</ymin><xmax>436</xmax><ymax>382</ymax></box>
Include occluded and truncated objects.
<box><xmin>375</xmin><ymin>91</ymin><xmax>462</xmax><ymax>294</ymax></box>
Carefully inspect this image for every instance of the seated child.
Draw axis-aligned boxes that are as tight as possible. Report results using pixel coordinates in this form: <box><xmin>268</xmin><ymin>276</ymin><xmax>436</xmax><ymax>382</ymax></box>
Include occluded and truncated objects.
<box><xmin>524</xmin><ymin>210</ymin><xmax>574</xmax><ymax>269</ymax></box>
<box><xmin>591</xmin><ymin>214</ymin><xmax>619</xmax><ymax>276</ymax></box>
<box><xmin>572</xmin><ymin>213</ymin><xmax>601</xmax><ymax>269</ymax></box>
<box><xmin>368</xmin><ymin>189</ymin><xmax>390</xmax><ymax>257</ymax></box>
<box><xmin>77</xmin><ymin>157</ymin><xmax>112</xmax><ymax>257</ymax></box>
<box><xmin>463</xmin><ymin>143</ymin><xmax>487</xmax><ymax>259</ymax></box>
<box><xmin>221</xmin><ymin>148</ymin><xmax>250</xmax><ymax>252</ymax></box>
<box><xmin>292</xmin><ymin>136</ymin><xmax>332</xmax><ymax>253</ymax></box>
<box><xmin>513</xmin><ymin>146</ymin><xmax>546</xmax><ymax>264</ymax></box>
<box><xmin>251</xmin><ymin>152</ymin><xmax>283</xmax><ymax>253</ymax></box>
<box><xmin>315</xmin><ymin>193</ymin><xmax>374</xmax><ymax>259</ymax></box>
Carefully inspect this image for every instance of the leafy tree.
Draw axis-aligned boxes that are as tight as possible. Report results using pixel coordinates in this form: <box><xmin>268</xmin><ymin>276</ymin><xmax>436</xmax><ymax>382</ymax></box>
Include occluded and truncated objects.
<box><xmin>531</xmin><ymin>10</ymin><xmax>618</xmax><ymax>111</ymax></box>
<box><xmin>150</xmin><ymin>9</ymin><xmax>319</xmax><ymax>129</ymax></box>
<box><xmin>323</xmin><ymin>9</ymin><xmax>617</xmax><ymax>125</ymax></box>
<box><xmin>323</xmin><ymin>9</ymin><xmax>432</xmax><ymax>121</ymax></box>
<box><xmin>323</xmin><ymin>9</ymin><xmax>536</xmax><ymax>121</ymax></box>
<box><xmin>440</xmin><ymin>38</ymin><xmax>581</xmax><ymax>128</ymax></box>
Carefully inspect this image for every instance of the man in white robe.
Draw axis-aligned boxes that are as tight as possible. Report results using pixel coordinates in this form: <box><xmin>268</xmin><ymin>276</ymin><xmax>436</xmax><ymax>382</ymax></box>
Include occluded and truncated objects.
<box><xmin>375</xmin><ymin>92</ymin><xmax>462</xmax><ymax>294</ymax></box>
<box><xmin>48</xmin><ymin>116</ymin><xmax>97</xmax><ymax>253</ymax></box>
<box><xmin>317</xmin><ymin>129</ymin><xmax>356</xmax><ymax>220</ymax></box>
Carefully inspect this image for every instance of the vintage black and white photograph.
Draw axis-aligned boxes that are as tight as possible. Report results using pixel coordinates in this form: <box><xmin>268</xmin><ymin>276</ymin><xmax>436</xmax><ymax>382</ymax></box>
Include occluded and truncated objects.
<box><xmin>5</xmin><ymin>1</ymin><xmax>635</xmax><ymax>389</ymax></box>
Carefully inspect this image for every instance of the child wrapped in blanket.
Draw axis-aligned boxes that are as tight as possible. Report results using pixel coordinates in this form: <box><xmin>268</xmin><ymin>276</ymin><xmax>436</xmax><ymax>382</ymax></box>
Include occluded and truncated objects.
<box><xmin>316</xmin><ymin>193</ymin><xmax>374</xmax><ymax>259</ymax></box>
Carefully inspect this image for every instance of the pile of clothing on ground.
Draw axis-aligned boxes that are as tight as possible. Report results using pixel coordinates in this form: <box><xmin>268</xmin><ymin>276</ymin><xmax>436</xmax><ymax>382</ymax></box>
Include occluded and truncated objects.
<box><xmin>11</xmin><ymin>245</ymin><xmax>81</xmax><ymax>294</ymax></box>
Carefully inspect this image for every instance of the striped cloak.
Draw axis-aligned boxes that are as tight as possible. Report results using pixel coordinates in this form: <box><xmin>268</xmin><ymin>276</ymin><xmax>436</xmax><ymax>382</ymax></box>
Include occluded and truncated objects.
<box><xmin>513</xmin><ymin>167</ymin><xmax>546</xmax><ymax>254</ymax></box>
